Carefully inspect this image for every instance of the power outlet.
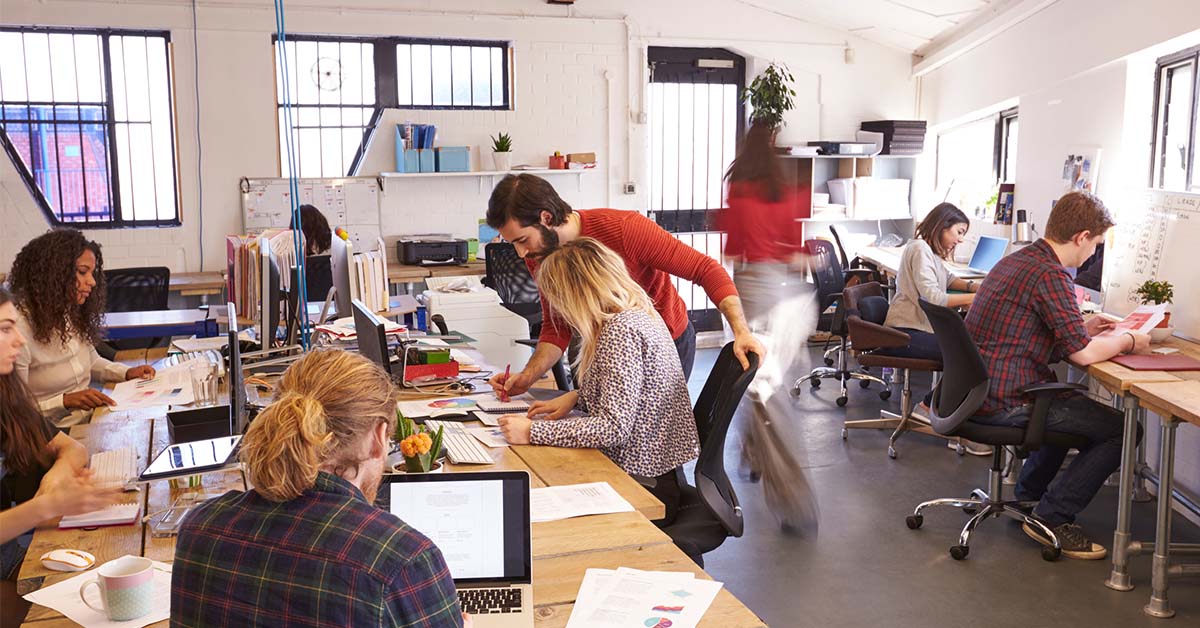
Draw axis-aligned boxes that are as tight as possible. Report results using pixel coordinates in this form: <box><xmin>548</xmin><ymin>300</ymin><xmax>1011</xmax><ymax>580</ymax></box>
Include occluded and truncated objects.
<box><xmin>623</xmin><ymin>182</ymin><xmax>637</xmax><ymax>195</ymax></box>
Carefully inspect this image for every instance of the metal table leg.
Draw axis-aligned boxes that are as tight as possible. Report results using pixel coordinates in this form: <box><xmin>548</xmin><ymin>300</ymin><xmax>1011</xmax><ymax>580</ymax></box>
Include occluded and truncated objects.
<box><xmin>1145</xmin><ymin>417</ymin><xmax>1178</xmax><ymax>618</ymax></box>
<box><xmin>1106</xmin><ymin>395</ymin><xmax>1140</xmax><ymax>592</ymax></box>
<box><xmin>1133</xmin><ymin>405</ymin><xmax>1153</xmax><ymax>502</ymax></box>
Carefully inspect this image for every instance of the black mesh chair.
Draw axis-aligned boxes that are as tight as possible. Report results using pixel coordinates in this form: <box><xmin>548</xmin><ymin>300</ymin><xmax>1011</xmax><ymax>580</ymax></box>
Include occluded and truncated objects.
<box><xmin>483</xmin><ymin>242</ymin><xmax>572</xmax><ymax>391</ymax></box>
<box><xmin>303</xmin><ymin>254</ymin><xmax>334</xmax><ymax>318</ymax></box>
<box><xmin>663</xmin><ymin>343</ymin><xmax>759</xmax><ymax>567</ymax></box>
<box><xmin>904</xmin><ymin>299</ymin><xmax>1090</xmax><ymax>561</ymax></box>
<box><xmin>792</xmin><ymin>239</ymin><xmax>884</xmax><ymax>405</ymax></box>
<box><xmin>829</xmin><ymin>225</ymin><xmax>882</xmax><ymax>286</ymax></box>
<box><xmin>103</xmin><ymin>267</ymin><xmax>171</xmax><ymax>353</ymax></box>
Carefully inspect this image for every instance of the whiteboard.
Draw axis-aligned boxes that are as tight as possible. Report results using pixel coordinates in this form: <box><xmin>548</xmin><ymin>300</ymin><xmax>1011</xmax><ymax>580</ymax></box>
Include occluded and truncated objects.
<box><xmin>1103</xmin><ymin>188</ymin><xmax>1200</xmax><ymax>340</ymax></box>
<box><xmin>240</xmin><ymin>177</ymin><xmax>383</xmax><ymax>252</ymax></box>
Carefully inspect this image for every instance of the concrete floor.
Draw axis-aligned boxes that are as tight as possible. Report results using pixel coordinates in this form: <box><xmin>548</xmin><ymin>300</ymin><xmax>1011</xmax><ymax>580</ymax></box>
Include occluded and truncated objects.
<box><xmin>685</xmin><ymin>347</ymin><xmax>1200</xmax><ymax>628</ymax></box>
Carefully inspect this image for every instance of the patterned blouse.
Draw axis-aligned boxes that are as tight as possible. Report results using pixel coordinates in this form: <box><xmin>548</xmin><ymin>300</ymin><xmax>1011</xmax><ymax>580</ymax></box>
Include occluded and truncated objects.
<box><xmin>529</xmin><ymin>310</ymin><xmax>699</xmax><ymax>477</ymax></box>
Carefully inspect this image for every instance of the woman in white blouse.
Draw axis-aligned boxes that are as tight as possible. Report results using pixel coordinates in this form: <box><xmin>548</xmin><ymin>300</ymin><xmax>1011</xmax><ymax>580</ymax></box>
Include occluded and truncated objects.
<box><xmin>496</xmin><ymin>238</ymin><xmax>699</xmax><ymax>524</ymax></box>
<box><xmin>9</xmin><ymin>230</ymin><xmax>154</xmax><ymax>427</ymax></box>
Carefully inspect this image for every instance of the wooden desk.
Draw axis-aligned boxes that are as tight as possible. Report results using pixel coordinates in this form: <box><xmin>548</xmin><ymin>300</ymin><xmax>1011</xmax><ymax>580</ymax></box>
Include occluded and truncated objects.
<box><xmin>1128</xmin><ymin>380</ymin><xmax>1200</xmax><ymax>619</ymax></box>
<box><xmin>387</xmin><ymin>261</ymin><xmax>488</xmax><ymax>288</ymax></box>
<box><xmin>170</xmin><ymin>272</ymin><xmax>225</xmax><ymax>297</ymax></box>
<box><xmin>857</xmin><ymin>245</ymin><xmax>905</xmax><ymax>276</ymax></box>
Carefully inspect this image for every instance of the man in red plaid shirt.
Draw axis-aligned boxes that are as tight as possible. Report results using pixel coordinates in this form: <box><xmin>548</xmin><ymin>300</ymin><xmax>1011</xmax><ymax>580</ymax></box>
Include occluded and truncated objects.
<box><xmin>965</xmin><ymin>192</ymin><xmax>1151</xmax><ymax>560</ymax></box>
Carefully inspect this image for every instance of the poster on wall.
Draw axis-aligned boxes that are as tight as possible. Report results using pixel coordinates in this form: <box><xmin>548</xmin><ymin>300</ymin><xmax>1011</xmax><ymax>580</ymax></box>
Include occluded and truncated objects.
<box><xmin>1060</xmin><ymin>146</ymin><xmax>1102</xmax><ymax>195</ymax></box>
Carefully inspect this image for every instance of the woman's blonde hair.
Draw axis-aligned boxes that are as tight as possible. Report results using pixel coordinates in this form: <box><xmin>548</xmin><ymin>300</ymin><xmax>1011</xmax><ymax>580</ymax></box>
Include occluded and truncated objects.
<box><xmin>240</xmin><ymin>349</ymin><xmax>396</xmax><ymax>502</ymax></box>
<box><xmin>537</xmin><ymin>238</ymin><xmax>657</xmax><ymax>380</ymax></box>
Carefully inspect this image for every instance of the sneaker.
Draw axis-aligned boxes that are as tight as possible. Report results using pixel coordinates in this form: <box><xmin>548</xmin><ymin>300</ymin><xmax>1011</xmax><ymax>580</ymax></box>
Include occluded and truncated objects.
<box><xmin>946</xmin><ymin>438</ymin><xmax>994</xmax><ymax>456</ymax></box>
<box><xmin>1022</xmin><ymin>522</ymin><xmax>1108</xmax><ymax>560</ymax></box>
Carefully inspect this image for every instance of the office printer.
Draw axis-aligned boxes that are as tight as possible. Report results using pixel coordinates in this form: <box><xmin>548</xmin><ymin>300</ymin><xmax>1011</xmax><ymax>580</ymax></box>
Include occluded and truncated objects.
<box><xmin>397</xmin><ymin>237</ymin><xmax>468</xmax><ymax>266</ymax></box>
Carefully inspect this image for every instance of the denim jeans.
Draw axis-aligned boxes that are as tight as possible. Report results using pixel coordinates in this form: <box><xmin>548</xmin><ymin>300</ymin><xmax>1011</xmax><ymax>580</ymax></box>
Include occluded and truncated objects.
<box><xmin>674</xmin><ymin>321</ymin><xmax>697</xmax><ymax>381</ymax></box>
<box><xmin>971</xmin><ymin>393</ymin><xmax>1132</xmax><ymax>527</ymax></box>
<box><xmin>880</xmin><ymin>328</ymin><xmax>941</xmax><ymax>406</ymax></box>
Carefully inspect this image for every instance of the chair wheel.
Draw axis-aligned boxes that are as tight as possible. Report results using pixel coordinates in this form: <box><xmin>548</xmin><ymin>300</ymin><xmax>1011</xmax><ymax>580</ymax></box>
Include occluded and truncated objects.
<box><xmin>859</xmin><ymin>379</ymin><xmax>871</xmax><ymax>389</ymax></box>
<box><xmin>836</xmin><ymin>396</ymin><xmax>848</xmax><ymax>407</ymax></box>
<box><xmin>905</xmin><ymin>515</ymin><xmax>923</xmax><ymax>530</ymax></box>
<box><xmin>810</xmin><ymin>378</ymin><xmax>821</xmax><ymax>389</ymax></box>
<box><xmin>956</xmin><ymin>443</ymin><xmax>966</xmax><ymax>456</ymax></box>
<box><xmin>950</xmin><ymin>545</ymin><xmax>969</xmax><ymax>560</ymax></box>
<box><xmin>888</xmin><ymin>446</ymin><xmax>897</xmax><ymax>459</ymax></box>
<box><xmin>1041</xmin><ymin>547</ymin><xmax>1061</xmax><ymax>562</ymax></box>
<box><xmin>841</xmin><ymin>427</ymin><xmax>848</xmax><ymax>440</ymax></box>
<box><xmin>879</xmin><ymin>390</ymin><xmax>892</xmax><ymax>401</ymax></box>
<box><xmin>823</xmin><ymin>357</ymin><xmax>834</xmax><ymax>366</ymax></box>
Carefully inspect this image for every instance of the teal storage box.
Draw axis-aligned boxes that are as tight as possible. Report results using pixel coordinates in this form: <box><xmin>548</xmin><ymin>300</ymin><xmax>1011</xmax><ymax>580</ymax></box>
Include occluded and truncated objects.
<box><xmin>418</xmin><ymin>149</ymin><xmax>435</xmax><ymax>172</ymax></box>
<box><xmin>436</xmin><ymin>146</ymin><xmax>471</xmax><ymax>172</ymax></box>
<box><xmin>403</xmin><ymin>149</ymin><xmax>420</xmax><ymax>173</ymax></box>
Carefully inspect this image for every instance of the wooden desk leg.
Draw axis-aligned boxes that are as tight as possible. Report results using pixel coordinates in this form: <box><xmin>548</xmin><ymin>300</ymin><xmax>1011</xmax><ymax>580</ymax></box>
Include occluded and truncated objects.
<box><xmin>1133</xmin><ymin>405</ymin><xmax>1153</xmax><ymax>502</ymax></box>
<box><xmin>1106</xmin><ymin>395</ymin><xmax>1140</xmax><ymax>591</ymax></box>
<box><xmin>1144</xmin><ymin>417</ymin><xmax>1178</xmax><ymax>618</ymax></box>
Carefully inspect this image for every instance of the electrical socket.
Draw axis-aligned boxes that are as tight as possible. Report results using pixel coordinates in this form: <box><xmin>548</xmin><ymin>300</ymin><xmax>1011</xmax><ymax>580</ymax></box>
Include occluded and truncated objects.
<box><xmin>623</xmin><ymin>182</ymin><xmax>637</xmax><ymax>195</ymax></box>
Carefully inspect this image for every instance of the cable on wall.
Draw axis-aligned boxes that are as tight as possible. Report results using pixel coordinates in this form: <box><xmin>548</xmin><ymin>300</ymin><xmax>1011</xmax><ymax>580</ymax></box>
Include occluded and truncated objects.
<box><xmin>192</xmin><ymin>0</ymin><xmax>204</xmax><ymax>271</ymax></box>
<box><xmin>274</xmin><ymin>0</ymin><xmax>311</xmax><ymax>349</ymax></box>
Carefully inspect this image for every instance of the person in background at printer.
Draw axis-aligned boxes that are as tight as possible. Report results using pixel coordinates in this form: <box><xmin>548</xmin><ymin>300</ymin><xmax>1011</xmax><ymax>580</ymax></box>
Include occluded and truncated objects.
<box><xmin>485</xmin><ymin>174</ymin><xmax>766</xmax><ymax>398</ymax></box>
<box><xmin>879</xmin><ymin>202</ymin><xmax>990</xmax><ymax>454</ymax></box>
<box><xmin>9</xmin><ymin>230</ymin><xmax>155</xmax><ymax>427</ymax></box>
<box><xmin>497</xmin><ymin>239</ymin><xmax>701</xmax><ymax>525</ymax></box>
<box><xmin>290</xmin><ymin>204</ymin><xmax>332</xmax><ymax>256</ymax></box>
<box><xmin>2</xmin><ymin>286</ymin><xmax>122</xmax><ymax>625</ymax></box>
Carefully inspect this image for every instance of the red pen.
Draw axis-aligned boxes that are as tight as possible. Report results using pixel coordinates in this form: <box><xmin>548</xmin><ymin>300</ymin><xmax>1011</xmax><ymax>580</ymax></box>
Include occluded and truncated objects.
<box><xmin>500</xmin><ymin>364</ymin><xmax>511</xmax><ymax>402</ymax></box>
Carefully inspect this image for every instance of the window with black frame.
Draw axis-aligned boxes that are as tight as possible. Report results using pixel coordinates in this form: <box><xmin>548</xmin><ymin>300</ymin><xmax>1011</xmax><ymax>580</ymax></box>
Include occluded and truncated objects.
<box><xmin>1151</xmin><ymin>44</ymin><xmax>1199</xmax><ymax>192</ymax></box>
<box><xmin>0</xmin><ymin>27</ymin><xmax>179</xmax><ymax>227</ymax></box>
<box><xmin>274</xmin><ymin>35</ymin><xmax>510</xmax><ymax>179</ymax></box>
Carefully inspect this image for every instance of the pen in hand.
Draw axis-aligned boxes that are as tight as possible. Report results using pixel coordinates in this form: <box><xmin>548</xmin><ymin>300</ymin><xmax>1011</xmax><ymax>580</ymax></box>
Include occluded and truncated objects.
<box><xmin>499</xmin><ymin>364</ymin><xmax>511</xmax><ymax>402</ymax></box>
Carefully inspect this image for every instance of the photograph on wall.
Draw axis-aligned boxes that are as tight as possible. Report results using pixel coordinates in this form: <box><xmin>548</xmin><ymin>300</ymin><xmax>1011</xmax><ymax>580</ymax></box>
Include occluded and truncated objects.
<box><xmin>1060</xmin><ymin>146</ymin><xmax>1102</xmax><ymax>194</ymax></box>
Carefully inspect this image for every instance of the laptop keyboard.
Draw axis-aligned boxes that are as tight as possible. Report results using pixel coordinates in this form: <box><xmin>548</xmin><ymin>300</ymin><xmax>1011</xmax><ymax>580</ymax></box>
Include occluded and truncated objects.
<box><xmin>458</xmin><ymin>588</ymin><xmax>523</xmax><ymax>614</ymax></box>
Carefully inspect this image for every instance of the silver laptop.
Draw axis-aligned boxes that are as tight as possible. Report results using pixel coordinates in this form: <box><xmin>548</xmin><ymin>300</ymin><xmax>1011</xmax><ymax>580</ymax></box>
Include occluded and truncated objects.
<box><xmin>378</xmin><ymin>471</ymin><xmax>533</xmax><ymax>628</ymax></box>
<box><xmin>953</xmin><ymin>234</ymin><xmax>1008</xmax><ymax>278</ymax></box>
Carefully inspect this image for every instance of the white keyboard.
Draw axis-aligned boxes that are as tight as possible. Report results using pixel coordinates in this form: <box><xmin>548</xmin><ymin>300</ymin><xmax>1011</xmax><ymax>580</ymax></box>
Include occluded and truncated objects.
<box><xmin>424</xmin><ymin>420</ymin><xmax>495</xmax><ymax>465</ymax></box>
<box><xmin>161</xmin><ymin>350</ymin><xmax>225</xmax><ymax>374</ymax></box>
<box><xmin>90</xmin><ymin>448</ymin><xmax>138</xmax><ymax>489</ymax></box>
<box><xmin>59</xmin><ymin>502</ymin><xmax>141</xmax><ymax>529</ymax></box>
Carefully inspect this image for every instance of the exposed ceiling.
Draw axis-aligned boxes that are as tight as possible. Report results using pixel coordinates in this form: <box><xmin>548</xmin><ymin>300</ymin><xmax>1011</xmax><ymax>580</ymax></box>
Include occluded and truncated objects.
<box><xmin>735</xmin><ymin>0</ymin><xmax>1005</xmax><ymax>55</ymax></box>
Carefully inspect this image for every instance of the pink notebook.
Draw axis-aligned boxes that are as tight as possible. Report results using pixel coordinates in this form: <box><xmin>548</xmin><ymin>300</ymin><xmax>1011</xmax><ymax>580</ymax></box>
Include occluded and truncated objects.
<box><xmin>1111</xmin><ymin>354</ymin><xmax>1200</xmax><ymax>371</ymax></box>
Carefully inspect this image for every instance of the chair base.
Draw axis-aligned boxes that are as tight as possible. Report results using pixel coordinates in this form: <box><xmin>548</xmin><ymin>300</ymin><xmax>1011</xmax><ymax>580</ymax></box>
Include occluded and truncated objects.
<box><xmin>794</xmin><ymin>368</ymin><xmax>885</xmax><ymax>407</ymax></box>
<box><xmin>842</xmin><ymin>368</ymin><xmax>945</xmax><ymax>458</ymax></box>
<box><xmin>906</xmin><ymin>453</ymin><xmax>1065</xmax><ymax>562</ymax></box>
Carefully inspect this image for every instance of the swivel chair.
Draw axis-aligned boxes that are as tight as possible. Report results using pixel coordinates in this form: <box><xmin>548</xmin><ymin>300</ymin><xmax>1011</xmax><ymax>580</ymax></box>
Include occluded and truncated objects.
<box><xmin>102</xmin><ymin>266</ymin><xmax>171</xmax><ymax>356</ymax></box>
<box><xmin>904</xmin><ymin>299</ymin><xmax>1090</xmax><ymax>561</ymax></box>
<box><xmin>663</xmin><ymin>343</ymin><xmax>759</xmax><ymax>566</ymax></box>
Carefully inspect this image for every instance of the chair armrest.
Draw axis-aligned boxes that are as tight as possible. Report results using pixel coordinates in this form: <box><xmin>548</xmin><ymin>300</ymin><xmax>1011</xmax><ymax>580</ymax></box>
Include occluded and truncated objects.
<box><xmin>1017</xmin><ymin>382</ymin><xmax>1087</xmax><ymax>451</ymax></box>
<box><xmin>846</xmin><ymin>316</ymin><xmax>910</xmax><ymax>350</ymax></box>
<box><xmin>844</xmin><ymin>268</ymin><xmax>878</xmax><ymax>281</ymax></box>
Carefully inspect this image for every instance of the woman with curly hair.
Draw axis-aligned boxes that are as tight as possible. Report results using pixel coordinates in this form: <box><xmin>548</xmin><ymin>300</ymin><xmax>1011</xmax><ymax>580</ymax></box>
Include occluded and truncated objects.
<box><xmin>9</xmin><ymin>230</ymin><xmax>155</xmax><ymax>426</ymax></box>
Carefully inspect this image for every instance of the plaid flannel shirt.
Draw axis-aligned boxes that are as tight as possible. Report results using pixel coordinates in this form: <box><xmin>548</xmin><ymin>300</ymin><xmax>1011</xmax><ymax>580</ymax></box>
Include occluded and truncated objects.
<box><xmin>171</xmin><ymin>472</ymin><xmax>462</xmax><ymax>628</ymax></box>
<box><xmin>964</xmin><ymin>239</ymin><xmax>1091</xmax><ymax>415</ymax></box>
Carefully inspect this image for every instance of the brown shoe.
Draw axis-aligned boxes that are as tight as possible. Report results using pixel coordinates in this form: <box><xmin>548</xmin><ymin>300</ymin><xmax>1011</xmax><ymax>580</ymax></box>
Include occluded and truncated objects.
<box><xmin>1023</xmin><ymin>522</ymin><xmax>1108</xmax><ymax>560</ymax></box>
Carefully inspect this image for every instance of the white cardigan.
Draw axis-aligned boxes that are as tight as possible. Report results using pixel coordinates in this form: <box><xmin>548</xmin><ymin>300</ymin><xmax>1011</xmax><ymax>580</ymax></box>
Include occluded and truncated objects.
<box><xmin>883</xmin><ymin>239</ymin><xmax>952</xmax><ymax>334</ymax></box>
<box><xmin>15</xmin><ymin>312</ymin><xmax>128</xmax><ymax>426</ymax></box>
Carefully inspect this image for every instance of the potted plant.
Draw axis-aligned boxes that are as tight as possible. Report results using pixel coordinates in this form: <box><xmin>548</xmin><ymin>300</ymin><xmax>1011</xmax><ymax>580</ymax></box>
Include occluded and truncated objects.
<box><xmin>1134</xmin><ymin>279</ymin><xmax>1174</xmax><ymax>328</ymax></box>
<box><xmin>491</xmin><ymin>132</ymin><xmax>513</xmax><ymax>172</ymax></box>
<box><xmin>743</xmin><ymin>63</ymin><xmax>796</xmax><ymax>131</ymax></box>
<box><xmin>393</xmin><ymin>412</ymin><xmax>445</xmax><ymax>473</ymax></box>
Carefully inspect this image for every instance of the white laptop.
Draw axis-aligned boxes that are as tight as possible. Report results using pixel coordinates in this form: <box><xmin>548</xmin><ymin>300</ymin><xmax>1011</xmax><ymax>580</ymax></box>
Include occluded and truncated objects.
<box><xmin>952</xmin><ymin>234</ymin><xmax>1008</xmax><ymax>278</ymax></box>
<box><xmin>379</xmin><ymin>471</ymin><xmax>533</xmax><ymax>628</ymax></box>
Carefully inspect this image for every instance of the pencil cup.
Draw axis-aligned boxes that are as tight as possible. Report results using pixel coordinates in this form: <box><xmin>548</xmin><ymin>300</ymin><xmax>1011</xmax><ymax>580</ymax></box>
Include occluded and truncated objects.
<box><xmin>78</xmin><ymin>556</ymin><xmax>154</xmax><ymax>621</ymax></box>
<box><xmin>190</xmin><ymin>362</ymin><xmax>218</xmax><ymax>407</ymax></box>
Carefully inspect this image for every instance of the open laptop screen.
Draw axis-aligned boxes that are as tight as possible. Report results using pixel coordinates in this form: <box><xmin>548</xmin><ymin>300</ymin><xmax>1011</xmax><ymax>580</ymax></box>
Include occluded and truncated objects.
<box><xmin>378</xmin><ymin>471</ymin><xmax>531</xmax><ymax>586</ymax></box>
<box><xmin>969</xmin><ymin>235</ymin><xmax>1008</xmax><ymax>272</ymax></box>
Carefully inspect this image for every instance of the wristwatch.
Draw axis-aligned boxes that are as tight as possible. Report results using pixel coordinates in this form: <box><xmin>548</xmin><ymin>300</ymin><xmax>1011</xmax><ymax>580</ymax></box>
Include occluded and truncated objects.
<box><xmin>966</xmin><ymin>280</ymin><xmax>976</xmax><ymax>292</ymax></box>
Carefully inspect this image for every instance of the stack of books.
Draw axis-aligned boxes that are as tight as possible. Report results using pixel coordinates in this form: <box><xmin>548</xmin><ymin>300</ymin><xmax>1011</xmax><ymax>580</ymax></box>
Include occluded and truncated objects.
<box><xmin>860</xmin><ymin>120</ymin><xmax>927</xmax><ymax>155</ymax></box>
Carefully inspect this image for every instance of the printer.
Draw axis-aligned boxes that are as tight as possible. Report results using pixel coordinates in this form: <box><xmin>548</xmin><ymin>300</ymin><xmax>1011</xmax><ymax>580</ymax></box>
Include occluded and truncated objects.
<box><xmin>397</xmin><ymin>237</ymin><xmax>468</xmax><ymax>266</ymax></box>
<box><xmin>422</xmin><ymin>276</ymin><xmax>532</xmax><ymax>367</ymax></box>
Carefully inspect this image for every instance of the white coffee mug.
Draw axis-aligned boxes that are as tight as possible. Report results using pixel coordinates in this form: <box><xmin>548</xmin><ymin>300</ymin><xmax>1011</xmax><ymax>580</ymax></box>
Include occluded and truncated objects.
<box><xmin>78</xmin><ymin>556</ymin><xmax>154</xmax><ymax>621</ymax></box>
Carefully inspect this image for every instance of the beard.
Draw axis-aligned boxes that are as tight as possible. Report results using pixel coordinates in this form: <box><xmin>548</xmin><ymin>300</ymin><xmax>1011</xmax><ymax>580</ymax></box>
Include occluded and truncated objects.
<box><xmin>357</xmin><ymin>456</ymin><xmax>385</xmax><ymax>504</ymax></box>
<box><xmin>529</xmin><ymin>223</ymin><xmax>561</xmax><ymax>259</ymax></box>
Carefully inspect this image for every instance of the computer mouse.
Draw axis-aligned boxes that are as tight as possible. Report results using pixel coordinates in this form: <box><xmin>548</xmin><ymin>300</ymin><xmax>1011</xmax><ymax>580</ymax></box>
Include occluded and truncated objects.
<box><xmin>40</xmin><ymin>549</ymin><xmax>96</xmax><ymax>572</ymax></box>
<box><xmin>429</xmin><ymin>408</ymin><xmax>470</xmax><ymax>420</ymax></box>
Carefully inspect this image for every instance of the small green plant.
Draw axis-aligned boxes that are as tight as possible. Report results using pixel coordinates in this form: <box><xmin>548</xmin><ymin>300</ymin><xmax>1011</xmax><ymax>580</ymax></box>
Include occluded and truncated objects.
<box><xmin>491</xmin><ymin>132</ymin><xmax>512</xmax><ymax>152</ymax></box>
<box><xmin>395</xmin><ymin>411</ymin><xmax>444</xmax><ymax>473</ymax></box>
<box><xmin>1135</xmin><ymin>280</ymin><xmax>1174</xmax><ymax>305</ymax></box>
<box><xmin>743</xmin><ymin>63</ymin><xmax>796</xmax><ymax>131</ymax></box>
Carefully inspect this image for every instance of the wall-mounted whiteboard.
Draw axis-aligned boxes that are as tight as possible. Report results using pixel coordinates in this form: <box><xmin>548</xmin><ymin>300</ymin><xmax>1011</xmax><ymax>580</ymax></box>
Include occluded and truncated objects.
<box><xmin>240</xmin><ymin>177</ymin><xmax>383</xmax><ymax>252</ymax></box>
<box><xmin>1103</xmin><ymin>188</ymin><xmax>1200</xmax><ymax>340</ymax></box>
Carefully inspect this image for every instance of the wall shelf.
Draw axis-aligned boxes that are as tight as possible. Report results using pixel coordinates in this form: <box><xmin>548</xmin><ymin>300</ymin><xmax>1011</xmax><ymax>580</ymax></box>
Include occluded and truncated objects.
<box><xmin>379</xmin><ymin>168</ymin><xmax>591</xmax><ymax>192</ymax></box>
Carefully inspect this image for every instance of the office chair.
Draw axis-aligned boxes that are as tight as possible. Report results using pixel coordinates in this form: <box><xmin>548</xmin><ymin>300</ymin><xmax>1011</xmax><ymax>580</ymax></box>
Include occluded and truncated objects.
<box><xmin>102</xmin><ymin>266</ymin><xmax>171</xmax><ymax>355</ymax></box>
<box><xmin>841</xmin><ymin>282</ymin><xmax>944</xmax><ymax>458</ymax></box>
<box><xmin>828</xmin><ymin>225</ymin><xmax>882</xmax><ymax>287</ymax></box>
<box><xmin>904</xmin><ymin>299</ymin><xmax>1090</xmax><ymax>561</ymax></box>
<box><xmin>303</xmin><ymin>254</ymin><xmax>334</xmax><ymax>319</ymax></box>
<box><xmin>663</xmin><ymin>343</ymin><xmax>759</xmax><ymax>567</ymax></box>
<box><xmin>793</xmin><ymin>239</ymin><xmax>882</xmax><ymax>406</ymax></box>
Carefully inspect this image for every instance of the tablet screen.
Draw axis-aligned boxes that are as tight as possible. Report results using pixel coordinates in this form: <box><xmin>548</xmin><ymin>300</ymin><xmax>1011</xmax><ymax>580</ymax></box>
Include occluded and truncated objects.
<box><xmin>139</xmin><ymin>435</ymin><xmax>242</xmax><ymax>482</ymax></box>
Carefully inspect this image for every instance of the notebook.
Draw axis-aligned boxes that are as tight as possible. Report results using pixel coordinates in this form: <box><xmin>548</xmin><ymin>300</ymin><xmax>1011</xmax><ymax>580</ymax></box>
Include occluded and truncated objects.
<box><xmin>475</xmin><ymin>398</ymin><xmax>531</xmax><ymax>413</ymax></box>
<box><xmin>59</xmin><ymin>502</ymin><xmax>142</xmax><ymax>529</ymax></box>
<box><xmin>1111</xmin><ymin>354</ymin><xmax>1200</xmax><ymax>371</ymax></box>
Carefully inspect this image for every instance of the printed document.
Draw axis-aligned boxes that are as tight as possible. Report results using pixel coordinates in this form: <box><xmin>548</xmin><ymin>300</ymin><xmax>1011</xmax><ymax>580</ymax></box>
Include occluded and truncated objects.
<box><xmin>530</xmin><ymin>482</ymin><xmax>634</xmax><ymax>523</ymax></box>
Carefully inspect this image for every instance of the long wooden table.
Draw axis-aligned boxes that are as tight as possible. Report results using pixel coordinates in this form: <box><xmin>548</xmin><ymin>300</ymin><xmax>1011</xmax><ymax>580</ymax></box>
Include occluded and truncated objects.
<box><xmin>18</xmin><ymin>351</ymin><xmax>765</xmax><ymax>627</ymax></box>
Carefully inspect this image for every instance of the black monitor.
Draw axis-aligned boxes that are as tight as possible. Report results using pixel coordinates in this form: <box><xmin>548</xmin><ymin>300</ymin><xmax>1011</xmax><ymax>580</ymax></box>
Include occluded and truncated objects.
<box><xmin>352</xmin><ymin>298</ymin><xmax>391</xmax><ymax>374</ymax></box>
<box><xmin>258</xmin><ymin>236</ymin><xmax>282</xmax><ymax>349</ymax></box>
<box><xmin>227</xmin><ymin>302</ymin><xmax>247</xmax><ymax>435</ymax></box>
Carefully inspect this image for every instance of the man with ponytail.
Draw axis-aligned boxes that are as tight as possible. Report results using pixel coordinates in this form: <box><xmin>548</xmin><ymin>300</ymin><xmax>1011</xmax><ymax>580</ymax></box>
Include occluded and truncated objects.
<box><xmin>171</xmin><ymin>349</ymin><xmax>468</xmax><ymax>627</ymax></box>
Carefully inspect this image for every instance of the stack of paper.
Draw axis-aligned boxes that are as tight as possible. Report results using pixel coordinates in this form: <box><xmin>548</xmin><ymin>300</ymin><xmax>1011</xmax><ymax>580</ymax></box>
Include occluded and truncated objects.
<box><xmin>109</xmin><ymin>360</ymin><xmax>197</xmax><ymax>410</ymax></box>
<box><xmin>225</xmin><ymin>229</ymin><xmax>303</xmax><ymax>320</ymax></box>
<box><xmin>567</xmin><ymin>567</ymin><xmax>723</xmax><ymax>628</ymax></box>
<box><xmin>23</xmin><ymin>557</ymin><xmax>172</xmax><ymax>628</ymax></box>
<box><xmin>315</xmin><ymin>315</ymin><xmax>406</xmax><ymax>340</ymax></box>
<box><xmin>530</xmin><ymin>482</ymin><xmax>635</xmax><ymax>523</ymax></box>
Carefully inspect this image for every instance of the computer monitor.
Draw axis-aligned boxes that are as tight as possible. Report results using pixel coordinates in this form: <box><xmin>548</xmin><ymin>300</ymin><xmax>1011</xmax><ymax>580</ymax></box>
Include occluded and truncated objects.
<box><xmin>258</xmin><ymin>236</ymin><xmax>282</xmax><ymax>349</ymax></box>
<box><xmin>967</xmin><ymin>235</ymin><xmax>1008</xmax><ymax>274</ymax></box>
<box><xmin>352</xmin><ymin>298</ymin><xmax>391</xmax><ymax>374</ymax></box>
<box><xmin>226</xmin><ymin>302</ymin><xmax>247</xmax><ymax>435</ymax></box>
<box><xmin>329</xmin><ymin>235</ymin><xmax>353</xmax><ymax>319</ymax></box>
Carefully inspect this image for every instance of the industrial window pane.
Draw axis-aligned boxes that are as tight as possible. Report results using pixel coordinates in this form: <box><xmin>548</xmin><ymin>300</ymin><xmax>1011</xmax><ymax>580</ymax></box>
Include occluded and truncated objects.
<box><xmin>430</xmin><ymin>45</ymin><xmax>452</xmax><ymax>106</ymax></box>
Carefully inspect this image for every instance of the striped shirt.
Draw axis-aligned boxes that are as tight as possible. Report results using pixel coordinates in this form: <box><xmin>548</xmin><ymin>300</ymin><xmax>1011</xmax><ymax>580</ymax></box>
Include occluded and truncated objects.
<box><xmin>530</xmin><ymin>310</ymin><xmax>699</xmax><ymax>477</ymax></box>
<box><xmin>171</xmin><ymin>472</ymin><xmax>462</xmax><ymax>628</ymax></box>
<box><xmin>526</xmin><ymin>209</ymin><xmax>739</xmax><ymax>350</ymax></box>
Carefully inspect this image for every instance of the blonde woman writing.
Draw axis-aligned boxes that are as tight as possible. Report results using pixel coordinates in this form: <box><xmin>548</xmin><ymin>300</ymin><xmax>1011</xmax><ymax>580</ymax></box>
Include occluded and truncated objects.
<box><xmin>497</xmin><ymin>238</ymin><xmax>699</xmax><ymax>524</ymax></box>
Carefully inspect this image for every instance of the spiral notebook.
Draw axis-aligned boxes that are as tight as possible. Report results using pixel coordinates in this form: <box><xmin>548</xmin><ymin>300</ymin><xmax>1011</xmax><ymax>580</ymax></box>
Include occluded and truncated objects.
<box><xmin>475</xmin><ymin>398</ymin><xmax>531</xmax><ymax>413</ymax></box>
